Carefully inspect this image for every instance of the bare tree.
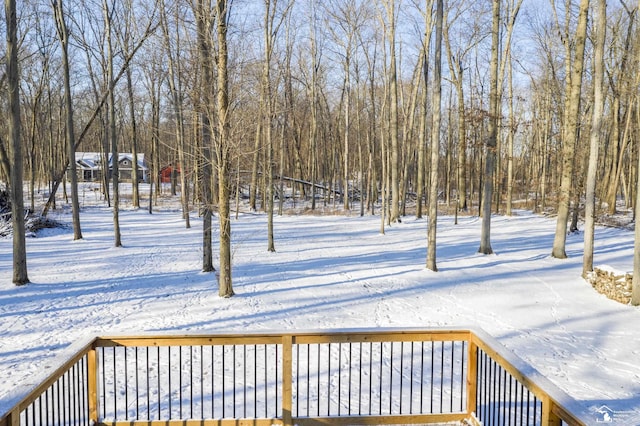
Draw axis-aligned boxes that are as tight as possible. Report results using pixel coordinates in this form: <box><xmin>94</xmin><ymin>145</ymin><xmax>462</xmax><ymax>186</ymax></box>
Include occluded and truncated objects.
<box><xmin>262</xmin><ymin>0</ymin><xmax>293</xmax><ymax>252</ymax></box>
<box><xmin>52</xmin><ymin>0</ymin><xmax>82</xmax><ymax>241</ymax></box>
<box><xmin>500</xmin><ymin>0</ymin><xmax>524</xmax><ymax>216</ymax></box>
<box><xmin>263</xmin><ymin>0</ymin><xmax>277</xmax><ymax>252</ymax></box>
<box><xmin>193</xmin><ymin>0</ymin><xmax>216</xmax><ymax>273</ymax></box>
<box><xmin>478</xmin><ymin>0</ymin><xmax>501</xmax><ymax>255</ymax></box>
<box><xmin>103</xmin><ymin>0</ymin><xmax>123</xmax><ymax>247</ymax></box>
<box><xmin>216</xmin><ymin>0</ymin><xmax>234</xmax><ymax>297</ymax></box>
<box><xmin>415</xmin><ymin>0</ymin><xmax>434</xmax><ymax>220</ymax></box>
<box><xmin>308</xmin><ymin>0</ymin><xmax>320</xmax><ymax>211</ymax></box>
<box><xmin>629</xmin><ymin>0</ymin><xmax>640</xmax><ymax>305</ymax></box>
<box><xmin>160</xmin><ymin>0</ymin><xmax>191</xmax><ymax>229</ymax></box>
<box><xmin>378</xmin><ymin>0</ymin><xmax>401</xmax><ymax>223</ymax></box>
<box><xmin>443</xmin><ymin>1</ymin><xmax>486</xmax><ymax>213</ymax></box>
<box><xmin>427</xmin><ymin>0</ymin><xmax>443</xmax><ymax>271</ymax></box>
<box><xmin>583</xmin><ymin>0</ymin><xmax>606</xmax><ymax>277</ymax></box>
<box><xmin>6</xmin><ymin>0</ymin><xmax>29</xmax><ymax>285</ymax></box>
<box><xmin>551</xmin><ymin>0</ymin><xmax>589</xmax><ymax>259</ymax></box>
<box><xmin>119</xmin><ymin>0</ymin><xmax>142</xmax><ymax>209</ymax></box>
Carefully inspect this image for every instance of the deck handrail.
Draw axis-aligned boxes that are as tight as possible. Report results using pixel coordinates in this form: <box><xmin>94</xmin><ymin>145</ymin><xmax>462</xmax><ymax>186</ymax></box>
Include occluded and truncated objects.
<box><xmin>0</xmin><ymin>327</ymin><xmax>589</xmax><ymax>426</ymax></box>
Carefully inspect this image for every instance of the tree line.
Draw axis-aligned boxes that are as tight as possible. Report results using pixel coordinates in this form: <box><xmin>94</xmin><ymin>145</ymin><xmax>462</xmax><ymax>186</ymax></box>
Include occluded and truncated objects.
<box><xmin>2</xmin><ymin>0</ymin><xmax>640</xmax><ymax>304</ymax></box>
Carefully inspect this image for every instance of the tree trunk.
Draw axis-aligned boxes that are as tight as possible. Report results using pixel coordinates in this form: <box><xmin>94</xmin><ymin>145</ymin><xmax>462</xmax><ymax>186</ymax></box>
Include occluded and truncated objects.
<box><xmin>506</xmin><ymin>54</ymin><xmax>515</xmax><ymax>216</ymax></box>
<box><xmin>343</xmin><ymin>59</ymin><xmax>351</xmax><ymax>211</ymax></box>
<box><xmin>264</xmin><ymin>0</ymin><xmax>276</xmax><ymax>253</ymax></box>
<box><xmin>385</xmin><ymin>1</ymin><xmax>400</xmax><ymax>223</ymax></box>
<box><xmin>104</xmin><ymin>0</ymin><xmax>122</xmax><ymax>248</ymax></box>
<box><xmin>195</xmin><ymin>0</ymin><xmax>216</xmax><ymax>273</ymax></box>
<box><xmin>427</xmin><ymin>0</ymin><xmax>442</xmax><ymax>271</ymax></box>
<box><xmin>161</xmin><ymin>0</ymin><xmax>190</xmax><ymax>229</ymax></box>
<box><xmin>126</xmin><ymin>66</ymin><xmax>140</xmax><ymax>209</ymax></box>
<box><xmin>478</xmin><ymin>0</ymin><xmax>501</xmax><ymax>255</ymax></box>
<box><xmin>7</xmin><ymin>0</ymin><xmax>29</xmax><ymax>285</ymax></box>
<box><xmin>250</xmin><ymin>121</ymin><xmax>261</xmax><ymax>211</ymax></box>
<box><xmin>53</xmin><ymin>0</ymin><xmax>82</xmax><ymax>241</ymax></box>
<box><xmin>551</xmin><ymin>0</ymin><xmax>589</xmax><ymax>259</ymax></box>
<box><xmin>216</xmin><ymin>0</ymin><xmax>234</xmax><ymax>297</ymax></box>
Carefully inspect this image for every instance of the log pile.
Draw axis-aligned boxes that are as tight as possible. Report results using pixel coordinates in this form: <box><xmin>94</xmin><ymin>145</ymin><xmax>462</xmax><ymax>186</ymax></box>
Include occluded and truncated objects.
<box><xmin>0</xmin><ymin>188</ymin><xmax>63</xmax><ymax>237</ymax></box>
<box><xmin>586</xmin><ymin>267</ymin><xmax>632</xmax><ymax>304</ymax></box>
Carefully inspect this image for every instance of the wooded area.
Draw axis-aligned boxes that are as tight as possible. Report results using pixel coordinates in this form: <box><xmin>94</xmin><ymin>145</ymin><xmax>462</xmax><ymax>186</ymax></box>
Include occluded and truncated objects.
<box><xmin>1</xmin><ymin>0</ymin><xmax>640</xmax><ymax>301</ymax></box>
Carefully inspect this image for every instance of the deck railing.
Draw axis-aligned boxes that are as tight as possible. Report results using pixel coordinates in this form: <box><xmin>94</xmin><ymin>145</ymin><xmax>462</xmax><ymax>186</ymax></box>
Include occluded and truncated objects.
<box><xmin>0</xmin><ymin>328</ymin><xmax>588</xmax><ymax>426</ymax></box>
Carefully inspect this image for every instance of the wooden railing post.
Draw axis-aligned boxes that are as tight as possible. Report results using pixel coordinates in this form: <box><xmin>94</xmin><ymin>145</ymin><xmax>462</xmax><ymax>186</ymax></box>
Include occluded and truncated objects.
<box><xmin>466</xmin><ymin>335</ymin><xmax>478</xmax><ymax>419</ymax></box>
<box><xmin>282</xmin><ymin>335</ymin><xmax>293</xmax><ymax>426</ymax></box>
<box><xmin>542</xmin><ymin>397</ymin><xmax>562</xmax><ymax>426</ymax></box>
<box><xmin>88</xmin><ymin>345</ymin><xmax>99</xmax><ymax>424</ymax></box>
<box><xmin>7</xmin><ymin>408</ymin><xmax>19</xmax><ymax>426</ymax></box>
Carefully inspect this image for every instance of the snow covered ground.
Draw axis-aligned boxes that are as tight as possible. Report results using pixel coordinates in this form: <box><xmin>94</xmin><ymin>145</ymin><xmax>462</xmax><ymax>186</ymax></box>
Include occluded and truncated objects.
<box><xmin>1</xmin><ymin>194</ymin><xmax>640</xmax><ymax>424</ymax></box>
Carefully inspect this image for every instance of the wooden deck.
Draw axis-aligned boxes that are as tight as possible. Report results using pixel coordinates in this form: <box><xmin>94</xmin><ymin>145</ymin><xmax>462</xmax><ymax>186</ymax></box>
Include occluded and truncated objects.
<box><xmin>0</xmin><ymin>328</ymin><xmax>588</xmax><ymax>426</ymax></box>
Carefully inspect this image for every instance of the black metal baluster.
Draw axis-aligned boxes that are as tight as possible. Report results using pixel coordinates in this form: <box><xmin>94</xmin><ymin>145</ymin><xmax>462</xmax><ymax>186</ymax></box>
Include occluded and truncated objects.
<box><xmin>146</xmin><ymin>347</ymin><xmax>150</xmax><ymax>420</ymax></box>
<box><xmin>499</xmin><ymin>367</ymin><xmax>507</xmax><ymax>426</ymax></box>
<box><xmin>485</xmin><ymin>356</ymin><xmax>491</xmax><ymax>426</ymax></box>
<box><xmin>317</xmin><ymin>344</ymin><xmax>321</xmax><ymax>417</ymax></box>
<box><xmin>71</xmin><ymin>364</ymin><xmax>77</xmax><ymax>425</ymax></box>
<box><xmin>358</xmin><ymin>342</ymin><xmax>363</xmax><ymax>416</ymax></box>
<box><xmin>389</xmin><ymin>342</ymin><xmax>394</xmax><ymax>414</ymax></box>
<box><xmin>307</xmin><ymin>344</ymin><xmax>311</xmax><ymax>417</ymax></box>
<box><xmin>514</xmin><ymin>381</ymin><xmax>524</xmax><ymax>425</ymax></box>
<box><xmin>450</xmin><ymin>341</ymin><xmax>455</xmax><ymax>412</ymax></box>
<box><xmin>254</xmin><ymin>345</ymin><xmax>258</xmax><ymax>418</ymax></box>
<box><xmin>243</xmin><ymin>345</ymin><xmax>247</xmax><ymax>418</ymax></box>
<box><xmin>460</xmin><ymin>341</ymin><xmax>466</xmax><ymax>413</ymax></box>
<box><xmin>296</xmin><ymin>344</ymin><xmax>300</xmax><ymax>417</ymax></box>
<box><xmin>440</xmin><ymin>341</ymin><xmax>444</xmax><ymax>413</ymax></box>
<box><xmin>169</xmin><ymin>347</ymin><xmax>173</xmax><ymax>419</ymax></box>
<box><xmin>526</xmin><ymin>389</ymin><xmax>530</xmax><ymax>426</ymax></box>
<box><xmin>276</xmin><ymin>344</ymin><xmax>280</xmax><ymax>418</ymax></box>
<box><xmin>201</xmin><ymin>346</ymin><xmax>204</xmax><ymax>419</ymax></box>
<box><xmin>233</xmin><ymin>345</ymin><xmax>237</xmax><ymax>418</ymax></box>
<box><xmin>369</xmin><ymin>342</ymin><xmax>374</xmax><ymax>415</ymax></box>
<box><xmin>338</xmin><ymin>342</ymin><xmax>342</xmax><ymax>416</ymax></box>
<box><xmin>64</xmin><ymin>371</ymin><xmax>69</xmax><ymax>425</ymax></box>
<box><xmin>430</xmin><ymin>341</ymin><xmax>435</xmax><ymax>414</ymax></box>
<box><xmin>420</xmin><ymin>341</ymin><xmax>425</xmax><ymax>414</ymax></box>
<box><xmin>348</xmin><ymin>342</ymin><xmax>352</xmax><ymax>416</ymax></box>
<box><xmin>409</xmin><ymin>342</ymin><xmax>414</xmax><ymax>415</ymax></box>
<box><xmin>188</xmin><ymin>347</ymin><xmax>192</xmax><ymax>419</ymax></box>
<box><xmin>45</xmin><ymin>387</ymin><xmax>50</xmax><ymax>426</ymax></box>
<box><xmin>328</xmin><ymin>343</ymin><xmax>332</xmax><ymax>416</ymax></box>
<box><xmin>399</xmin><ymin>341</ymin><xmax>404</xmax><ymax>414</ymax></box>
<box><xmin>38</xmin><ymin>391</ymin><xmax>47</xmax><ymax>425</ymax></box>
<box><xmin>264</xmin><ymin>344</ymin><xmax>269</xmax><ymax>418</ymax></box>
<box><xmin>123</xmin><ymin>347</ymin><xmax>128</xmax><ymax>420</ymax></box>
<box><xmin>179</xmin><ymin>347</ymin><xmax>183</xmax><ymax>419</ymax></box>
<box><xmin>477</xmin><ymin>350</ymin><xmax>483</xmax><ymax>421</ymax></box>
<box><xmin>222</xmin><ymin>345</ymin><xmax>226</xmax><ymax>418</ymax></box>
<box><xmin>212</xmin><ymin>345</ymin><xmax>216</xmax><ymax>418</ymax></box>
<box><xmin>75</xmin><ymin>361</ymin><xmax>81</xmax><ymax>424</ymax></box>
<box><xmin>157</xmin><ymin>347</ymin><xmax>161</xmax><ymax>420</ymax></box>
<box><xmin>508</xmin><ymin>375</ymin><xmax>514</xmax><ymax>426</ymax></box>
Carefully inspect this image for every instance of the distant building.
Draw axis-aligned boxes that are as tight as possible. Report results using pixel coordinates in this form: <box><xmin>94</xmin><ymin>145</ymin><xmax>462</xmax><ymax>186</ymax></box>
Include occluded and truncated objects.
<box><xmin>72</xmin><ymin>152</ymin><xmax>149</xmax><ymax>183</ymax></box>
<box><xmin>160</xmin><ymin>165</ymin><xmax>180</xmax><ymax>183</ymax></box>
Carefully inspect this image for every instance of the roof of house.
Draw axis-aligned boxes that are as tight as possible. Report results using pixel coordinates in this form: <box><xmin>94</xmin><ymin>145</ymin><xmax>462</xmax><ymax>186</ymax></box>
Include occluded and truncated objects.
<box><xmin>75</xmin><ymin>152</ymin><xmax>147</xmax><ymax>171</ymax></box>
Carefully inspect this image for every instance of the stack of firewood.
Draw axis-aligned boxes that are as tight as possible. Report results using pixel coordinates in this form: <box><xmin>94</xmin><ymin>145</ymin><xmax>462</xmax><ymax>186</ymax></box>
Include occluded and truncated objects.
<box><xmin>586</xmin><ymin>267</ymin><xmax>632</xmax><ymax>304</ymax></box>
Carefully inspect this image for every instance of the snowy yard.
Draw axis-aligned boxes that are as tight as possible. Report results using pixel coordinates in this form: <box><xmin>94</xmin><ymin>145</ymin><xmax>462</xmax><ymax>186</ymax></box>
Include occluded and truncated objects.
<box><xmin>1</xmin><ymin>203</ymin><xmax>639</xmax><ymax>424</ymax></box>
